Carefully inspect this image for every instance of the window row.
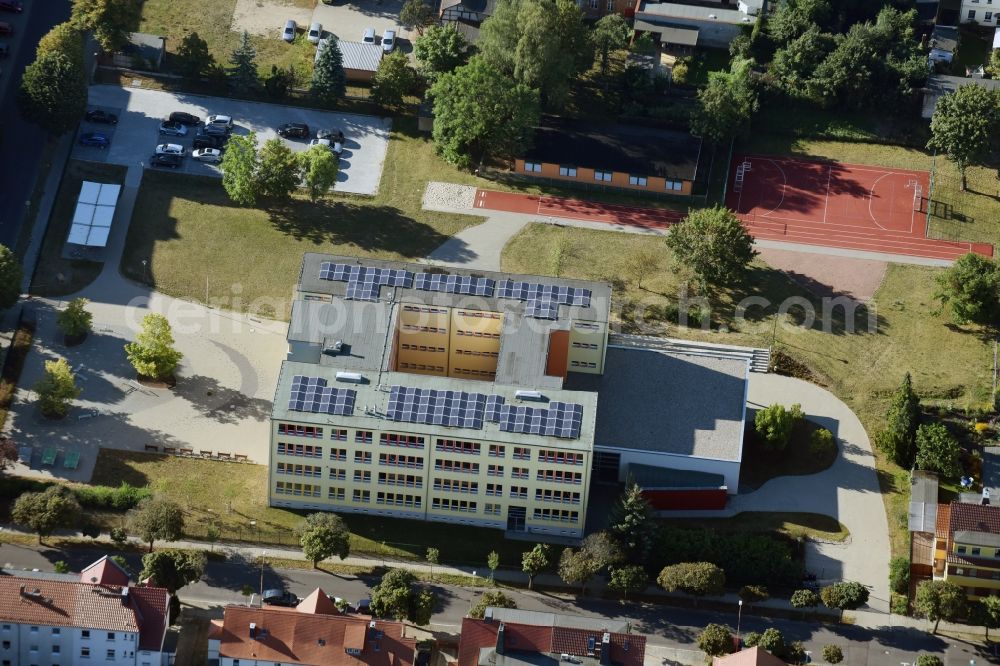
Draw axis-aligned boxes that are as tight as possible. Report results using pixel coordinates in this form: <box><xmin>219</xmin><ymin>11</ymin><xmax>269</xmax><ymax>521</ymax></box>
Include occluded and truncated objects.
<box><xmin>275</xmin><ymin>482</ymin><xmax>321</xmax><ymax>497</ymax></box>
<box><xmin>398</xmin><ymin>361</ymin><xmax>446</xmax><ymax>373</ymax></box>
<box><xmin>454</xmin><ymin>348</ymin><xmax>499</xmax><ymax>358</ymax></box>
<box><xmin>533</xmin><ymin>508</ymin><xmax>579</xmax><ymax>523</ymax></box>
<box><xmin>379</xmin><ymin>472</ymin><xmax>422</xmax><ymax>488</ymax></box>
<box><xmin>436</xmin><ymin>459</ymin><xmax>479</xmax><ymax>474</ymax></box>
<box><xmin>537</xmin><ymin>470</ymin><xmax>583</xmax><ymax>484</ymax></box>
<box><xmin>571</xmin><ymin>360</ymin><xmax>598</xmax><ymax>369</ymax></box>
<box><xmin>955</xmin><ymin>545</ymin><xmax>1000</xmax><ymax>558</ymax></box>
<box><xmin>537</xmin><ymin>449</ymin><xmax>584</xmax><ymax>465</ymax></box>
<box><xmin>453</xmin><ymin>367</ymin><xmax>497</xmax><ymax>378</ymax></box>
<box><xmin>433</xmin><ymin>498</ymin><xmax>477</xmax><ymax>512</ymax></box>
<box><xmin>455</xmin><ymin>329</ymin><xmax>501</xmax><ymax>339</ymax></box>
<box><xmin>403</xmin><ymin>304</ymin><xmax>448</xmax><ymax>315</ymax></box>
<box><xmin>400</xmin><ymin>343</ymin><xmax>446</xmax><ymax>353</ymax></box>
<box><xmin>536</xmin><ymin>489</ymin><xmax>582</xmax><ymax>504</ymax></box>
<box><xmin>437</xmin><ymin>439</ymin><xmax>481</xmax><ymax>455</ymax></box>
<box><xmin>377</xmin><ymin>492</ymin><xmax>422</xmax><ymax>508</ymax></box>
<box><xmin>456</xmin><ymin>310</ymin><xmax>502</xmax><ymax>320</ymax></box>
<box><xmin>277</xmin><ymin>425</ymin><xmax>350</xmax><ymax>441</ymax></box>
<box><xmin>434</xmin><ymin>478</ymin><xmax>478</xmax><ymax>493</ymax></box>
<box><xmin>401</xmin><ymin>324</ymin><xmax>447</xmax><ymax>334</ymax></box>
<box><xmin>275</xmin><ymin>462</ymin><xmax>322</xmax><ymax>477</ymax></box>
<box><xmin>571</xmin><ymin>341</ymin><xmax>599</xmax><ymax>349</ymax></box>
<box><xmin>381</xmin><ymin>453</ymin><xmax>425</xmax><ymax>469</ymax></box>
<box><xmin>380</xmin><ymin>433</ymin><xmax>426</xmax><ymax>449</ymax></box>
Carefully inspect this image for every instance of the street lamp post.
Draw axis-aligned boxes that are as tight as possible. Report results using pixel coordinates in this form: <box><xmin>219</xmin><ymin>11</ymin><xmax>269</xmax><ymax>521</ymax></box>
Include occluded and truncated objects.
<box><xmin>259</xmin><ymin>550</ymin><xmax>267</xmax><ymax>603</ymax></box>
<box><xmin>736</xmin><ymin>599</ymin><xmax>744</xmax><ymax>650</ymax></box>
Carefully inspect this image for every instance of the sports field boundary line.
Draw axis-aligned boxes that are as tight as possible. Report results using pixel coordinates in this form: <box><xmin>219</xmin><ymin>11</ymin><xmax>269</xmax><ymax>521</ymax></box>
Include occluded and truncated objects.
<box><xmin>866</xmin><ymin>172</ymin><xmax>892</xmax><ymax>231</ymax></box>
<box><xmin>736</xmin><ymin>154</ymin><xmax>933</xmax><ymax>178</ymax></box>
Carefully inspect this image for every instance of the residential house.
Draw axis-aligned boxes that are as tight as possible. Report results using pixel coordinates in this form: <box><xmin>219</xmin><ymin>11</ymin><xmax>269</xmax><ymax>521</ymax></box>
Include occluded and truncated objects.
<box><xmin>514</xmin><ymin>117</ymin><xmax>703</xmax><ymax>196</ymax></box>
<box><xmin>921</xmin><ymin>74</ymin><xmax>1000</xmax><ymax>118</ymax></box>
<box><xmin>933</xmin><ymin>501</ymin><xmax>1000</xmax><ymax>599</ymax></box>
<box><xmin>961</xmin><ymin>0</ymin><xmax>999</xmax><ymax>25</ymax></box>
<box><xmin>633</xmin><ymin>0</ymin><xmax>762</xmax><ymax>49</ymax></box>
<box><xmin>0</xmin><ymin>556</ymin><xmax>170</xmax><ymax>666</ymax></box>
<box><xmin>438</xmin><ymin>0</ymin><xmax>496</xmax><ymax>41</ymax></box>
<box><xmin>928</xmin><ymin>25</ymin><xmax>959</xmax><ymax>64</ymax></box>
<box><xmin>110</xmin><ymin>33</ymin><xmax>166</xmax><ymax>71</ymax></box>
<box><xmin>712</xmin><ymin>647</ymin><xmax>787</xmax><ymax>666</ymax></box>
<box><xmin>316</xmin><ymin>39</ymin><xmax>382</xmax><ymax>82</ymax></box>
<box><xmin>458</xmin><ymin>609</ymin><xmax>646</xmax><ymax>666</ymax></box>
<box><xmin>909</xmin><ymin>470</ymin><xmax>939</xmax><ymax>583</ymax></box>
<box><xmin>208</xmin><ymin>588</ymin><xmax>415</xmax><ymax>666</ymax></box>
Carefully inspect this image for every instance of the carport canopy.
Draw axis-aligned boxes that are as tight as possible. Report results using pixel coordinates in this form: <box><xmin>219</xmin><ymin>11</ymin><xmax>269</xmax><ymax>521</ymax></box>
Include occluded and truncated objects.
<box><xmin>68</xmin><ymin>181</ymin><xmax>121</xmax><ymax>247</ymax></box>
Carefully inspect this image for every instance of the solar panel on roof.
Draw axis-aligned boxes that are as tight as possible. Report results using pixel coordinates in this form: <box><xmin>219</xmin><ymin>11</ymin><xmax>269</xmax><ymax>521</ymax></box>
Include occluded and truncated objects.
<box><xmin>485</xmin><ymin>395</ymin><xmax>505</xmax><ymax>422</ymax></box>
<box><xmin>496</xmin><ymin>279</ymin><xmax>592</xmax><ymax>319</ymax></box>
<box><xmin>288</xmin><ymin>375</ymin><xmax>356</xmax><ymax>415</ymax></box>
<box><xmin>319</xmin><ymin>262</ymin><xmax>414</xmax><ymax>300</ymax></box>
<box><xmin>498</xmin><ymin>401</ymin><xmax>583</xmax><ymax>439</ymax></box>
<box><xmin>386</xmin><ymin>385</ymin><xmax>490</xmax><ymax>429</ymax></box>
<box><xmin>414</xmin><ymin>272</ymin><xmax>496</xmax><ymax>296</ymax></box>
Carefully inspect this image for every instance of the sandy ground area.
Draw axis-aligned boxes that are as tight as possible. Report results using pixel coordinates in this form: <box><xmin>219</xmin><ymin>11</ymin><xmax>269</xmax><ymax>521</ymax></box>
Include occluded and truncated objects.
<box><xmin>232</xmin><ymin>0</ymin><xmax>314</xmax><ymax>37</ymax></box>
<box><xmin>757</xmin><ymin>247</ymin><xmax>888</xmax><ymax>302</ymax></box>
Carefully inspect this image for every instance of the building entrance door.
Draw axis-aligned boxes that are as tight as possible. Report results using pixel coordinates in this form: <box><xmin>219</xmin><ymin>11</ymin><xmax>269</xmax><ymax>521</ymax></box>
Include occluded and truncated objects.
<box><xmin>507</xmin><ymin>506</ymin><xmax>526</xmax><ymax>531</ymax></box>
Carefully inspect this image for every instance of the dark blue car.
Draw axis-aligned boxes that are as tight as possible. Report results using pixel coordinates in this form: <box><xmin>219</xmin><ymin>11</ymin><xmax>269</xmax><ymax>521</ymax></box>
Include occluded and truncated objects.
<box><xmin>79</xmin><ymin>132</ymin><xmax>110</xmax><ymax>148</ymax></box>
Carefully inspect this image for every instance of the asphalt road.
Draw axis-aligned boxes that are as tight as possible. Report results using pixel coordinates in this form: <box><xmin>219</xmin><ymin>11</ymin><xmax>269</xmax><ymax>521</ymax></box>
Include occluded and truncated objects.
<box><xmin>2</xmin><ymin>542</ymin><xmax>995</xmax><ymax>666</ymax></box>
<box><xmin>0</xmin><ymin>0</ymin><xmax>72</xmax><ymax>248</ymax></box>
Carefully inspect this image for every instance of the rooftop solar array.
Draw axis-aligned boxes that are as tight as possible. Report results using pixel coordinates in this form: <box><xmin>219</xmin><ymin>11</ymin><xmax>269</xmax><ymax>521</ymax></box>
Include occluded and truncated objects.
<box><xmin>497</xmin><ymin>280</ymin><xmax>592</xmax><ymax>321</ymax></box>
<box><xmin>485</xmin><ymin>395</ymin><xmax>506</xmax><ymax>423</ymax></box>
<box><xmin>414</xmin><ymin>273</ymin><xmax>495</xmax><ymax>296</ymax></box>
<box><xmin>386</xmin><ymin>386</ymin><xmax>488</xmax><ymax>429</ymax></box>
<box><xmin>318</xmin><ymin>262</ymin><xmax>414</xmax><ymax>301</ymax></box>
<box><xmin>499</xmin><ymin>402</ymin><xmax>584</xmax><ymax>439</ymax></box>
<box><xmin>288</xmin><ymin>375</ymin><xmax>357</xmax><ymax>415</ymax></box>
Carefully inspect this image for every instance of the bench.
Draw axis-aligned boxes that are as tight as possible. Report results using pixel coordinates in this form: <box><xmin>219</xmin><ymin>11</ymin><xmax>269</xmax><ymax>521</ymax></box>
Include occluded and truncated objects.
<box><xmin>144</xmin><ymin>444</ymin><xmax>159</xmax><ymax>453</ymax></box>
<box><xmin>63</xmin><ymin>451</ymin><xmax>80</xmax><ymax>470</ymax></box>
<box><xmin>41</xmin><ymin>448</ymin><xmax>57</xmax><ymax>466</ymax></box>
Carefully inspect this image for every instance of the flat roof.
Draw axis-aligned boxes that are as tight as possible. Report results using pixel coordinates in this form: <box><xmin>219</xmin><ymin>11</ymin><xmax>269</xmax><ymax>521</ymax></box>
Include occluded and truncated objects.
<box><xmin>628</xmin><ymin>462</ymin><xmax>725</xmax><ymax>488</ymax></box>
<box><xmin>288</xmin><ymin>298</ymin><xmax>394</xmax><ymax>371</ymax></box>
<box><xmin>633</xmin><ymin>20</ymin><xmax>700</xmax><ymax>46</ymax></box>
<box><xmin>523</xmin><ymin>117</ymin><xmax>702</xmax><ymax>182</ymax></box>
<box><xmin>568</xmin><ymin>346</ymin><xmax>747</xmax><ymax>461</ymax></box>
<box><xmin>909</xmin><ymin>471</ymin><xmax>939</xmax><ymax>533</ymax></box>
<box><xmin>637</xmin><ymin>1</ymin><xmax>755</xmax><ymax>25</ymax></box>
<box><xmin>338</xmin><ymin>40</ymin><xmax>383</xmax><ymax>72</ymax></box>
<box><xmin>297</xmin><ymin>253</ymin><xmax>612</xmax><ymax>325</ymax></box>
<box><xmin>271</xmin><ymin>360</ymin><xmax>598</xmax><ymax>449</ymax></box>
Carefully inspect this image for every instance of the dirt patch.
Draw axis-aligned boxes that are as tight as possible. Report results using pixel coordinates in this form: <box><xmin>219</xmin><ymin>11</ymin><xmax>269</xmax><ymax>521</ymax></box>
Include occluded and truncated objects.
<box><xmin>757</xmin><ymin>247</ymin><xmax>888</xmax><ymax>302</ymax></box>
<box><xmin>231</xmin><ymin>0</ymin><xmax>313</xmax><ymax>37</ymax></box>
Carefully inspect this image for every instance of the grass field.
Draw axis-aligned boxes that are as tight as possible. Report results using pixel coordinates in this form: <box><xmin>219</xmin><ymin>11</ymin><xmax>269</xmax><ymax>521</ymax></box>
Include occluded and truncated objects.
<box><xmin>30</xmin><ymin>160</ymin><xmax>128</xmax><ymax>296</ymax></box>
<box><xmin>658</xmin><ymin>512</ymin><xmax>849</xmax><ymax>543</ymax></box>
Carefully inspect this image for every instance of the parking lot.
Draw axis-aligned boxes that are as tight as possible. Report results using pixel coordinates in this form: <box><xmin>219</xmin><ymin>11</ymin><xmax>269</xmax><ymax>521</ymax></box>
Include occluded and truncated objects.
<box><xmin>74</xmin><ymin>85</ymin><xmax>392</xmax><ymax>196</ymax></box>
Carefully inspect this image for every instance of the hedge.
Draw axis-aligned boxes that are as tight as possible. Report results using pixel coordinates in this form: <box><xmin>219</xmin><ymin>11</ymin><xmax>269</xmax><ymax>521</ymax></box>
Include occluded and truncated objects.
<box><xmin>652</xmin><ymin>527</ymin><xmax>803</xmax><ymax>586</ymax></box>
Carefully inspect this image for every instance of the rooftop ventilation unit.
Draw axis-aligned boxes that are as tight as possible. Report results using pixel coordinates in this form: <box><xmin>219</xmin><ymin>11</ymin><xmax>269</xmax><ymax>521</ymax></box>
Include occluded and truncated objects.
<box><xmin>336</xmin><ymin>371</ymin><xmax>364</xmax><ymax>383</ymax></box>
<box><xmin>324</xmin><ymin>340</ymin><xmax>344</xmax><ymax>355</ymax></box>
<box><xmin>369</xmin><ymin>620</ymin><xmax>377</xmax><ymax>629</ymax></box>
<box><xmin>514</xmin><ymin>390</ymin><xmax>545</xmax><ymax>401</ymax></box>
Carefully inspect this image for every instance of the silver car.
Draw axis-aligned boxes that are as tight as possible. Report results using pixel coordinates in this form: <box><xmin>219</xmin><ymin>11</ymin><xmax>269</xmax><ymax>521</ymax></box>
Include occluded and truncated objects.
<box><xmin>192</xmin><ymin>148</ymin><xmax>222</xmax><ymax>163</ymax></box>
<box><xmin>382</xmin><ymin>29</ymin><xmax>395</xmax><ymax>53</ymax></box>
<box><xmin>155</xmin><ymin>143</ymin><xmax>185</xmax><ymax>156</ymax></box>
<box><xmin>283</xmin><ymin>19</ymin><xmax>296</xmax><ymax>42</ymax></box>
<box><xmin>307</xmin><ymin>21</ymin><xmax>322</xmax><ymax>44</ymax></box>
<box><xmin>158</xmin><ymin>121</ymin><xmax>188</xmax><ymax>136</ymax></box>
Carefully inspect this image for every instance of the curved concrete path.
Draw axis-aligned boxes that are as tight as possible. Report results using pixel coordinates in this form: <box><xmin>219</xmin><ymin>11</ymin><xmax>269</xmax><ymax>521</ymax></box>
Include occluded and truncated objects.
<box><xmin>738</xmin><ymin>373</ymin><xmax>891</xmax><ymax>613</ymax></box>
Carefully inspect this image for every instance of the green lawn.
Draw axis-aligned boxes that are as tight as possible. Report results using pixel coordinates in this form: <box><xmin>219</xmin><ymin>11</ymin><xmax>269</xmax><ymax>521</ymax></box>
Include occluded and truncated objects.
<box><xmin>658</xmin><ymin>512</ymin><xmax>849</xmax><ymax>543</ymax></box>
<box><xmin>30</xmin><ymin>160</ymin><xmax>128</xmax><ymax>296</ymax></box>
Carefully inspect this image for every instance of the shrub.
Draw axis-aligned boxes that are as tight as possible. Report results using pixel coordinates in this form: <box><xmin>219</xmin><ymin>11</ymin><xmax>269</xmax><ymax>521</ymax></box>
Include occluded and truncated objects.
<box><xmin>821</xmin><ymin>581</ymin><xmax>870</xmax><ymax>610</ymax></box>
<box><xmin>739</xmin><ymin>584</ymin><xmax>769</xmax><ymax>603</ymax></box>
<box><xmin>671</xmin><ymin>60</ymin><xmax>689</xmax><ymax>85</ymax></box>
<box><xmin>54</xmin><ymin>560</ymin><xmax>70</xmax><ymax>574</ymax></box>
<box><xmin>890</xmin><ymin>592</ymin><xmax>909</xmax><ymax>615</ymax></box>
<box><xmin>916</xmin><ymin>657</ymin><xmax>942</xmax><ymax>666</ymax></box>
<box><xmin>784</xmin><ymin>642</ymin><xmax>808</xmax><ymax>665</ymax></box>
<box><xmin>889</xmin><ymin>556</ymin><xmax>910</xmax><ymax>595</ymax></box>
<box><xmin>742</xmin><ymin>631</ymin><xmax>761</xmax><ymax>647</ymax></box>
<box><xmin>74</xmin><ymin>482</ymin><xmax>151</xmax><ymax>510</ymax></box>
<box><xmin>822</xmin><ymin>645</ymin><xmax>843</xmax><ymax>664</ymax></box>
<box><xmin>652</xmin><ymin>527</ymin><xmax>802</xmax><ymax>586</ymax></box>
<box><xmin>754</xmin><ymin>403</ymin><xmax>804</xmax><ymax>451</ymax></box>
<box><xmin>755</xmin><ymin>627</ymin><xmax>784</xmax><ymax>653</ymax></box>
<box><xmin>809</xmin><ymin>428</ymin><xmax>836</xmax><ymax>457</ymax></box>
<box><xmin>697</xmin><ymin>623</ymin><xmax>732</xmax><ymax>656</ymax></box>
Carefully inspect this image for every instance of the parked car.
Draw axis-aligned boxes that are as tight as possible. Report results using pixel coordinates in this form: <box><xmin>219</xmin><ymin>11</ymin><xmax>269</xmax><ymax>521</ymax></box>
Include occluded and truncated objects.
<box><xmin>192</xmin><ymin>147</ymin><xmax>222</xmax><ymax>163</ymax></box>
<box><xmin>168</xmin><ymin>111</ymin><xmax>200</xmax><ymax>125</ymax></box>
<box><xmin>307</xmin><ymin>22</ymin><xmax>322</xmax><ymax>44</ymax></box>
<box><xmin>155</xmin><ymin>143</ymin><xmax>185</xmax><ymax>156</ymax></box>
<box><xmin>362</xmin><ymin>27</ymin><xmax>375</xmax><ymax>44</ymax></box>
<box><xmin>158</xmin><ymin>120</ymin><xmax>188</xmax><ymax>136</ymax></box>
<box><xmin>149</xmin><ymin>154</ymin><xmax>181</xmax><ymax>169</ymax></box>
<box><xmin>309</xmin><ymin>137</ymin><xmax>332</xmax><ymax>151</ymax></box>
<box><xmin>262</xmin><ymin>589</ymin><xmax>298</xmax><ymax>607</ymax></box>
<box><xmin>316</xmin><ymin>128</ymin><xmax>344</xmax><ymax>141</ymax></box>
<box><xmin>0</xmin><ymin>21</ymin><xmax>13</xmax><ymax>35</ymax></box>
<box><xmin>312</xmin><ymin>137</ymin><xmax>344</xmax><ymax>155</ymax></box>
<box><xmin>79</xmin><ymin>132</ymin><xmax>110</xmax><ymax>148</ymax></box>
<box><xmin>205</xmin><ymin>114</ymin><xmax>233</xmax><ymax>130</ymax></box>
<box><xmin>0</xmin><ymin>0</ymin><xmax>23</xmax><ymax>14</ymax></box>
<box><xmin>193</xmin><ymin>134</ymin><xmax>226</xmax><ymax>150</ymax></box>
<box><xmin>200</xmin><ymin>124</ymin><xmax>229</xmax><ymax>138</ymax></box>
<box><xmin>382</xmin><ymin>29</ymin><xmax>396</xmax><ymax>53</ymax></box>
<box><xmin>85</xmin><ymin>109</ymin><xmax>118</xmax><ymax>124</ymax></box>
<box><xmin>355</xmin><ymin>598</ymin><xmax>372</xmax><ymax>614</ymax></box>
<box><xmin>282</xmin><ymin>19</ymin><xmax>296</xmax><ymax>42</ymax></box>
<box><xmin>277</xmin><ymin>122</ymin><xmax>310</xmax><ymax>138</ymax></box>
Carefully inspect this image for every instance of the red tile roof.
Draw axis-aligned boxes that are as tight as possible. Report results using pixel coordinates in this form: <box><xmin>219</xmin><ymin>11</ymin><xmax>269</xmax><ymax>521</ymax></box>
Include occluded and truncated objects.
<box><xmin>80</xmin><ymin>555</ymin><xmax>131</xmax><ymax>587</ymax></box>
<box><xmin>458</xmin><ymin>618</ymin><xmax>646</xmax><ymax>666</ymax></box>
<box><xmin>948</xmin><ymin>502</ymin><xmax>1000</xmax><ymax>540</ymax></box>
<box><xmin>297</xmin><ymin>588</ymin><xmax>342</xmax><ymax>615</ymax></box>
<box><xmin>713</xmin><ymin>647</ymin><xmax>786</xmax><ymax>666</ymax></box>
<box><xmin>218</xmin><ymin>605</ymin><xmax>415</xmax><ymax>666</ymax></box>
<box><xmin>0</xmin><ymin>573</ymin><xmax>169</xmax><ymax>651</ymax></box>
<box><xmin>936</xmin><ymin>503</ymin><xmax>951</xmax><ymax>540</ymax></box>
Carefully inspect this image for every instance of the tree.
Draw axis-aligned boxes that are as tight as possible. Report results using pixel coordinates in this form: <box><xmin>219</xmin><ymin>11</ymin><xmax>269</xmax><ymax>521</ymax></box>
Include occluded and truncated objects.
<box><xmin>127</xmin><ymin>497</ymin><xmax>184</xmax><ymax>552</ymax></box>
<box><xmin>767</xmin><ymin>0</ymin><xmax>832</xmax><ymax>43</ymax></box>
<box><xmin>609</xmin><ymin>482</ymin><xmax>656</xmax><ymax>564</ymax></box>
<box><xmin>657</xmin><ymin>562</ymin><xmax>725</xmax><ymax>598</ymax></box>
<box><xmin>220</xmin><ymin>132</ymin><xmax>260</xmax><ymax>207</ymax></box>
<box><xmin>229</xmin><ymin>30</ymin><xmax>259</xmax><ymax>92</ymax></box>
<box><xmin>70</xmin><ymin>0</ymin><xmax>141</xmax><ymax>52</ymax></box>
<box><xmin>400</xmin><ymin>0</ymin><xmax>436</xmax><ymax>35</ymax></box>
<box><xmin>935</xmin><ymin>253</ymin><xmax>1000</xmax><ymax>331</ymax></box>
<box><xmin>608</xmin><ymin>565</ymin><xmax>649</xmax><ymax>602</ymax></box>
<box><xmin>665</xmin><ymin>205</ymin><xmax>758</xmax><ymax>292</ymax></box>
<box><xmin>413</xmin><ymin>588</ymin><xmax>436</xmax><ymax>626</ymax></box>
<box><xmin>623</xmin><ymin>248</ymin><xmax>662</xmax><ymax>291</ymax></box>
<box><xmin>37</xmin><ymin>22</ymin><xmax>84</xmax><ymax>65</ymax></box>
<box><xmin>487</xmin><ymin>550</ymin><xmax>500</xmax><ymax>582</ymax></box>
<box><xmin>415</xmin><ymin>24</ymin><xmax>472</xmax><ymax>84</ymax></box>
<box><xmin>298</xmin><ymin>512</ymin><xmax>350</xmax><ymax>568</ymax></box>
<box><xmin>125</xmin><ymin>313</ymin><xmax>183</xmax><ymax>381</ymax></box>
<box><xmin>110</xmin><ymin>526</ymin><xmax>128</xmax><ymax>546</ymax></box>
<box><xmin>312</xmin><ymin>37</ymin><xmax>347</xmax><ymax>105</ymax></box>
<box><xmin>522</xmin><ymin>543</ymin><xmax>550</xmax><ymax>590</ymax></box>
<box><xmin>580</xmin><ymin>531</ymin><xmax>624</xmax><ymax>571</ymax></box>
<box><xmin>820</xmin><ymin>581</ymin><xmax>870</xmax><ymax>610</ymax></box>
<box><xmin>691</xmin><ymin>58</ymin><xmax>759</xmax><ymax>144</ymax></box>
<box><xmin>176</xmin><ymin>32</ymin><xmax>213</xmax><ymax>79</ymax></box>
<box><xmin>469</xmin><ymin>589</ymin><xmax>516</xmax><ymax>619</ymax></box>
<box><xmin>889</xmin><ymin>556</ymin><xmax>910</xmax><ymax>595</ymax></box>
<box><xmin>139</xmin><ymin>549</ymin><xmax>206</xmax><ymax>594</ymax></box>
<box><xmin>914</xmin><ymin>423</ymin><xmax>961</xmax><ymax>477</ymax></box>
<box><xmin>430</xmin><ymin>56</ymin><xmax>540</xmax><ymax>168</ymax></box>
<box><xmin>928</xmin><ymin>84</ymin><xmax>1000</xmax><ymax>191</ymax></box>
<box><xmin>426</xmin><ymin>546</ymin><xmax>440</xmax><ymax>580</ymax></box>
<box><xmin>58</xmin><ymin>297</ymin><xmax>93</xmax><ymax>340</ymax></box>
<box><xmin>975</xmin><ymin>595</ymin><xmax>1000</xmax><ymax>641</ymax></box>
<box><xmin>914</xmin><ymin>580</ymin><xmax>966</xmax><ymax>633</ymax></box>
<box><xmin>298</xmin><ymin>145</ymin><xmax>339</xmax><ymax>202</ymax></box>
<box><xmin>372</xmin><ymin>51</ymin><xmax>419</xmax><ymax>108</ymax></box>
<box><xmin>558</xmin><ymin>546</ymin><xmax>601</xmax><ymax>594</ymax></box>
<box><xmin>822</xmin><ymin>645</ymin><xmax>843</xmax><ymax>664</ymax></box>
<box><xmin>11</xmin><ymin>486</ymin><xmax>81</xmax><ymax>543</ymax></box>
<box><xmin>874</xmin><ymin>373</ymin><xmax>922</xmax><ymax>468</ymax></box>
<box><xmin>790</xmin><ymin>588</ymin><xmax>821</xmax><ymax>616</ymax></box>
<box><xmin>769</xmin><ymin>26</ymin><xmax>836</xmax><ymax>94</ymax></box>
<box><xmin>754</xmin><ymin>403</ymin><xmax>804</xmax><ymax>451</ymax></box>
<box><xmin>0</xmin><ymin>245</ymin><xmax>20</xmax><ymax>310</ymax></box>
<box><xmin>18</xmin><ymin>51</ymin><xmax>88</xmax><ymax>135</ymax></box>
<box><xmin>754</xmin><ymin>627</ymin><xmax>784</xmax><ymax>653</ymax></box>
<box><xmin>916</xmin><ymin>657</ymin><xmax>942</xmax><ymax>666</ymax></box>
<box><xmin>591</xmin><ymin>14</ymin><xmax>631</xmax><ymax>77</ymax></box>
<box><xmin>697</xmin><ymin>624</ymin><xmax>734</xmax><ymax>657</ymax></box>
<box><xmin>34</xmin><ymin>358</ymin><xmax>81</xmax><ymax>418</ymax></box>
<box><xmin>257</xmin><ymin>138</ymin><xmax>300</xmax><ymax>202</ymax></box>
<box><xmin>370</xmin><ymin>568</ymin><xmax>434</xmax><ymax>623</ymax></box>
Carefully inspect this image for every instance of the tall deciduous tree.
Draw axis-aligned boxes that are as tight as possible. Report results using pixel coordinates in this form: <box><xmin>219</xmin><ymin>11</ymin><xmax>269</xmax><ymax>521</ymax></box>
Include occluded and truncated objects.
<box><xmin>429</xmin><ymin>56</ymin><xmax>539</xmax><ymax>168</ymax></box>
<box><xmin>487</xmin><ymin>550</ymin><xmax>500</xmax><ymax>581</ymax></box>
<box><xmin>220</xmin><ymin>133</ymin><xmax>261</xmax><ymax>206</ymax></box>
<box><xmin>370</xmin><ymin>568</ymin><xmax>435</xmax><ymax>624</ymax></box>
<box><xmin>257</xmin><ymin>138</ymin><xmax>300</xmax><ymax>202</ymax></box>
<box><xmin>312</xmin><ymin>38</ymin><xmax>347</xmax><ymax>105</ymax></box>
<box><xmin>140</xmin><ymin>550</ymin><xmax>206</xmax><ymax>594</ymax></box>
<box><xmin>176</xmin><ymin>32</ymin><xmax>213</xmax><ymax>79</ymax></box>
<box><xmin>400</xmin><ymin>0</ymin><xmax>436</xmax><ymax>35</ymax></box>
<box><xmin>928</xmin><ymin>84</ymin><xmax>1000</xmax><ymax>191</ymax></box>
<box><xmin>521</xmin><ymin>543</ymin><xmax>550</xmax><ymax>590</ymax></box>
<box><xmin>18</xmin><ymin>51</ymin><xmax>88</xmax><ymax>136</ymax></box>
<box><xmin>11</xmin><ymin>486</ymin><xmax>81</xmax><ymax>544</ymax></box>
<box><xmin>591</xmin><ymin>14</ymin><xmax>630</xmax><ymax>76</ymax></box>
<box><xmin>608</xmin><ymin>565</ymin><xmax>649</xmax><ymax>602</ymax></box>
<box><xmin>298</xmin><ymin>145</ymin><xmax>339</xmax><ymax>202</ymax></box>
<box><xmin>691</xmin><ymin>58</ymin><xmax>759</xmax><ymax>144</ymax></box>
<box><xmin>977</xmin><ymin>595</ymin><xmax>1000</xmax><ymax>641</ymax></box>
<box><xmin>914</xmin><ymin>580</ymin><xmax>966</xmax><ymax>633</ymax></box>
<box><xmin>657</xmin><ymin>562</ymin><xmax>725</xmax><ymax>598</ymax></box>
<box><xmin>372</xmin><ymin>51</ymin><xmax>418</xmax><ymax>108</ymax></box>
<box><xmin>415</xmin><ymin>24</ymin><xmax>472</xmax><ymax>84</ymax></box>
<box><xmin>0</xmin><ymin>244</ymin><xmax>22</xmax><ymax>310</ymax></box>
<box><xmin>34</xmin><ymin>358</ymin><xmax>81</xmax><ymax>418</ymax></box>
<box><xmin>125</xmin><ymin>314</ymin><xmax>183</xmax><ymax>381</ymax></box>
<box><xmin>665</xmin><ymin>205</ymin><xmax>757</xmax><ymax>292</ymax></box>
<box><xmin>915</xmin><ymin>423</ymin><xmax>961</xmax><ymax>477</ymax></box>
<box><xmin>37</xmin><ymin>22</ymin><xmax>84</xmax><ymax>65</ymax></box>
<box><xmin>127</xmin><ymin>497</ymin><xmax>184</xmax><ymax>552</ymax></box>
<box><xmin>609</xmin><ymin>482</ymin><xmax>656</xmax><ymax>564</ymax></box>
<box><xmin>935</xmin><ymin>253</ymin><xmax>1000</xmax><ymax>331</ymax></box>
<box><xmin>71</xmin><ymin>0</ymin><xmax>141</xmax><ymax>52</ymax></box>
<box><xmin>298</xmin><ymin>512</ymin><xmax>350</xmax><ymax>567</ymax></box>
<box><xmin>229</xmin><ymin>31</ymin><xmax>259</xmax><ymax>92</ymax></box>
<box><xmin>558</xmin><ymin>546</ymin><xmax>602</xmax><ymax>594</ymax></box>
